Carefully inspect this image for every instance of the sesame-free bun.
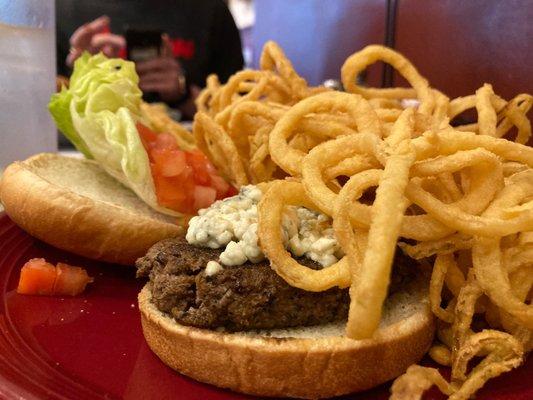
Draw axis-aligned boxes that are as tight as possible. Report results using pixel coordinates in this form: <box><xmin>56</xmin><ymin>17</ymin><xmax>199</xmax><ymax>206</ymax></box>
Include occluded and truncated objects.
<box><xmin>0</xmin><ymin>153</ymin><xmax>183</xmax><ymax>265</ymax></box>
<box><xmin>138</xmin><ymin>268</ymin><xmax>434</xmax><ymax>399</ymax></box>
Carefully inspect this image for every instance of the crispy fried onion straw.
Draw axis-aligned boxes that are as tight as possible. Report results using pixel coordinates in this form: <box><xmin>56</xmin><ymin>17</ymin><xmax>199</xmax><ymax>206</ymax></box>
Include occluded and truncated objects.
<box><xmin>391</xmin><ymin>330</ymin><xmax>523</xmax><ymax>400</ymax></box>
<box><xmin>341</xmin><ymin>45</ymin><xmax>436</xmax><ymax>116</ymax></box>
<box><xmin>269</xmin><ymin>91</ymin><xmax>383</xmax><ymax>176</ymax></box>
<box><xmin>257</xmin><ymin>180</ymin><xmax>351</xmax><ymax>291</ymax></box>
<box><xmin>262</xmin><ymin>99</ymin><xmax>532</xmax><ymax>399</ymax></box>
<box><xmin>194</xmin><ymin>42</ymin><xmax>533</xmax><ymax>399</ymax></box>
<box><xmin>194</xmin><ymin>41</ymin><xmax>532</xmax><ymax>191</ymax></box>
<box><xmin>193</xmin><ymin>112</ymin><xmax>248</xmax><ymax>186</ymax></box>
<box><xmin>340</xmin><ymin>109</ymin><xmax>416</xmax><ymax>338</ymax></box>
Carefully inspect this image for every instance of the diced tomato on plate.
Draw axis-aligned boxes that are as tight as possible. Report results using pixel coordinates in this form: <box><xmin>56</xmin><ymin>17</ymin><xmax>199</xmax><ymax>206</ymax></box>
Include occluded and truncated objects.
<box><xmin>17</xmin><ymin>258</ymin><xmax>93</xmax><ymax>297</ymax></box>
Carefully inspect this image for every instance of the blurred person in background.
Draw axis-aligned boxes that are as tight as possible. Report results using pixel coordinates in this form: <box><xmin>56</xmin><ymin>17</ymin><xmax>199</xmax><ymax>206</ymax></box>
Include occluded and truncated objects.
<box><xmin>56</xmin><ymin>0</ymin><xmax>244</xmax><ymax>122</ymax></box>
<box><xmin>227</xmin><ymin>0</ymin><xmax>255</xmax><ymax>68</ymax></box>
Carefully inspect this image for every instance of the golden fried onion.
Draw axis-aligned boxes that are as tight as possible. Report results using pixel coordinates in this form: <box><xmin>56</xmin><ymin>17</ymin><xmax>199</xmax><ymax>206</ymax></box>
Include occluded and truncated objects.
<box><xmin>342</xmin><ymin>109</ymin><xmax>416</xmax><ymax>338</ymax></box>
<box><xmin>257</xmin><ymin>180</ymin><xmax>351</xmax><ymax>291</ymax></box>
<box><xmin>269</xmin><ymin>91</ymin><xmax>382</xmax><ymax>176</ymax></box>
<box><xmin>194</xmin><ymin>41</ymin><xmax>533</xmax><ymax>400</ymax></box>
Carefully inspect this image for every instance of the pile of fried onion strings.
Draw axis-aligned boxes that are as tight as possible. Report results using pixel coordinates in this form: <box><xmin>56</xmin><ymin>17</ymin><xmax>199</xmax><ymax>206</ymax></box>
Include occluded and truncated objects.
<box><xmin>193</xmin><ymin>42</ymin><xmax>533</xmax><ymax>400</ymax></box>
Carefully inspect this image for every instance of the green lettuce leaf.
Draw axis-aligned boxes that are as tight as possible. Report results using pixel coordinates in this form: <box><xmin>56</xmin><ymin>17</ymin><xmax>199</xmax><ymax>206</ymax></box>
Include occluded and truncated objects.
<box><xmin>48</xmin><ymin>86</ymin><xmax>93</xmax><ymax>157</ymax></box>
<box><xmin>48</xmin><ymin>52</ymin><xmax>181</xmax><ymax>216</ymax></box>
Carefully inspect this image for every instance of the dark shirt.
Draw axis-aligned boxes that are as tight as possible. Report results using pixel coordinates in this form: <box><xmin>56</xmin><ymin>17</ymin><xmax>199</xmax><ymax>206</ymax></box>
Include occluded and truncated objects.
<box><xmin>56</xmin><ymin>0</ymin><xmax>244</xmax><ymax>87</ymax></box>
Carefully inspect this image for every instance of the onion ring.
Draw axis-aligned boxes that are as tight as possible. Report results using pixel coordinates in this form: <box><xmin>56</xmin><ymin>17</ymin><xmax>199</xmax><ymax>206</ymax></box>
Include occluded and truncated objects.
<box><xmin>257</xmin><ymin>180</ymin><xmax>351</xmax><ymax>291</ymax></box>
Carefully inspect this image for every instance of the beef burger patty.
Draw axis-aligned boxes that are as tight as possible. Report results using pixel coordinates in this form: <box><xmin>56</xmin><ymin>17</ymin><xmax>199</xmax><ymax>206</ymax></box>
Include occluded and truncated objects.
<box><xmin>136</xmin><ymin>237</ymin><xmax>415</xmax><ymax>332</ymax></box>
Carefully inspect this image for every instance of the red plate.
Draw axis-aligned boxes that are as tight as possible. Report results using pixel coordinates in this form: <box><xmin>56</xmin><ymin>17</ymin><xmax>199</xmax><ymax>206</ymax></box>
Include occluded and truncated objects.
<box><xmin>0</xmin><ymin>212</ymin><xmax>531</xmax><ymax>400</ymax></box>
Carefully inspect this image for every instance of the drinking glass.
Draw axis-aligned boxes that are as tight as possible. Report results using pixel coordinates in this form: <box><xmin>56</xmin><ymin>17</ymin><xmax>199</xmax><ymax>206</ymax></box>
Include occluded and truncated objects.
<box><xmin>0</xmin><ymin>0</ymin><xmax>57</xmax><ymax>169</ymax></box>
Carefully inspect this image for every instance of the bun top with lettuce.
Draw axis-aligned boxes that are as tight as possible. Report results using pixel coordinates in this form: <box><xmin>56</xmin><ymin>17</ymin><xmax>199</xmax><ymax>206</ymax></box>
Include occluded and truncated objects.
<box><xmin>49</xmin><ymin>53</ymin><xmax>235</xmax><ymax>218</ymax></box>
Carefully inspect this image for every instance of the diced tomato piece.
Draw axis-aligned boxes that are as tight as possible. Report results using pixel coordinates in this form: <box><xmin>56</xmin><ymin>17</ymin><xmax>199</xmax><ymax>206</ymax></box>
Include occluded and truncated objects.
<box><xmin>174</xmin><ymin>166</ymin><xmax>196</xmax><ymax>214</ymax></box>
<box><xmin>54</xmin><ymin>263</ymin><xmax>94</xmax><ymax>296</ymax></box>
<box><xmin>137</xmin><ymin>123</ymin><xmax>158</xmax><ymax>153</ymax></box>
<box><xmin>153</xmin><ymin>170</ymin><xmax>188</xmax><ymax>204</ymax></box>
<box><xmin>137</xmin><ymin>123</ymin><xmax>158</xmax><ymax>143</ymax></box>
<box><xmin>152</xmin><ymin>148</ymin><xmax>187</xmax><ymax>177</ymax></box>
<box><xmin>137</xmin><ymin>122</ymin><xmax>234</xmax><ymax>214</ymax></box>
<box><xmin>205</xmin><ymin>161</ymin><xmax>218</xmax><ymax>175</ymax></box>
<box><xmin>162</xmin><ymin>151</ymin><xmax>187</xmax><ymax>177</ymax></box>
<box><xmin>210</xmin><ymin>174</ymin><xmax>230</xmax><ymax>198</ymax></box>
<box><xmin>193</xmin><ymin>168</ymin><xmax>211</xmax><ymax>186</ymax></box>
<box><xmin>193</xmin><ymin>186</ymin><xmax>217</xmax><ymax>211</ymax></box>
<box><xmin>17</xmin><ymin>258</ymin><xmax>56</xmax><ymax>295</ymax></box>
<box><xmin>155</xmin><ymin>132</ymin><xmax>179</xmax><ymax>150</ymax></box>
<box><xmin>186</xmin><ymin>151</ymin><xmax>211</xmax><ymax>186</ymax></box>
<box><xmin>17</xmin><ymin>259</ymin><xmax>93</xmax><ymax>297</ymax></box>
<box><xmin>226</xmin><ymin>185</ymin><xmax>238</xmax><ymax>197</ymax></box>
<box><xmin>197</xmin><ymin>173</ymin><xmax>211</xmax><ymax>186</ymax></box>
<box><xmin>178</xmin><ymin>163</ymin><xmax>194</xmax><ymax>181</ymax></box>
<box><xmin>153</xmin><ymin>163</ymin><xmax>198</xmax><ymax>213</ymax></box>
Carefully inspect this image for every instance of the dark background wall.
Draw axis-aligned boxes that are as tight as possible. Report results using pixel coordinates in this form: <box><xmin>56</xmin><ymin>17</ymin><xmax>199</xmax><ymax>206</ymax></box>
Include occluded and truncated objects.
<box><xmin>252</xmin><ymin>0</ymin><xmax>387</xmax><ymax>87</ymax></box>
<box><xmin>252</xmin><ymin>0</ymin><xmax>533</xmax><ymax>100</ymax></box>
<box><xmin>393</xmin><ymin>0</ymin><xmax>533</xmax><ymax>100</ymax></box>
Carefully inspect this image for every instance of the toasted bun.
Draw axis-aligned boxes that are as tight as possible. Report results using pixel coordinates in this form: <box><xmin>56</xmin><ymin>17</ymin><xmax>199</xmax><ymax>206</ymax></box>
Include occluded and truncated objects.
<box><xmin>0</xmin><ymin>153</ymin><xmax>183</xmax><ymax>265</ymax></box>
<box><xmin>138</xmin><ymin>270</ymin><xmax>434</xmax><ymax>399</ymax></box>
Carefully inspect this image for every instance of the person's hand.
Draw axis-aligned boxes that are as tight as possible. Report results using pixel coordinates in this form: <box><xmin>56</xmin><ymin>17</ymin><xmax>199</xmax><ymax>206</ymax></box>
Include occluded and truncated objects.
<box><xmin>136</xmin><ymin>35</ymin><xmax>187</xmax><ymax>103</ymax></box>
<box><xmin>67</xmin><ymin>16</ymin><xmax>125</xmax><ymax>67</ymax></box>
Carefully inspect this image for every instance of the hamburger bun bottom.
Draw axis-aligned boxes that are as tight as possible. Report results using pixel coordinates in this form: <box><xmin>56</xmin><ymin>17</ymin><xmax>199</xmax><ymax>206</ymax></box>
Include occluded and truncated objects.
<box><xmin>138</xmin><ymin>270</ymin><xmax>434</xmax><ymax>399</ymax></box>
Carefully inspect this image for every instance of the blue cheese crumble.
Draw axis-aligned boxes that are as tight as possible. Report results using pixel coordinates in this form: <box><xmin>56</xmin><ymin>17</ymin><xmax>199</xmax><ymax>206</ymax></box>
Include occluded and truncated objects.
<box><xmin>186</xmin><ymin>185</ymin><xmax>343</xmax><ymax>268</ymax></box>
<box><xmin>205</xmin><ymin>260</ymin><xmax>224</xmax><ymax>276</ymax></box>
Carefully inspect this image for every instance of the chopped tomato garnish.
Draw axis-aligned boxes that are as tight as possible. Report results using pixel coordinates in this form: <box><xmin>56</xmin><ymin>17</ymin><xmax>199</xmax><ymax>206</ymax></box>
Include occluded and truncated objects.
<box><xmin>136</xmin><ymin>123</ymin><xmax>236</xmax><ymax>214</ymax></box>
<box><xmin>186</xmin><ymin>151</ymin><xmax>211</xmax><ymax>185</ymax></box>
<box><xmin>17</xmin><ymin>258</ymin><xmax>93</xmax><ymax>297</ymax></box>
<box><xmin>137</xmin><ymin>123</ymin><xmax>159</xmax><ymax>154</ymax></box>
<box><xmin>155</xmin><ymin>132</ymin><xmax>178</xmax><ymax>150</ymax></box>
<box><xmin>193</xmin><ymin>185</ymin><xmax>217</xmax><ymax>210</ymax></box>
<box><xmin>152</xmin><ymin>148</ymin><xmax>187</xmax><ymax>177</ymax></box>
<box><xmin>54</xmin><ymin>263</ymin><xmax>94</xmax><ymax>296</ymax></box>
<box><xmin>153</xmin><ymin>166</ymin><xmax>188</xmax><ymax>203</ymax></box>
<box><xmin>226</xmin><ymin>185</ymin><xmax>239</xmax><ymax>197</ymax></box>
<box><xmin>17</xmin><ymin>258</ymin><xmax>56</xmax><ymax>295</ymax></box>
<box><xmin>210</xmin><ymin>175</ymin><xmax>230</xmax><ymax>199</ymax></box>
